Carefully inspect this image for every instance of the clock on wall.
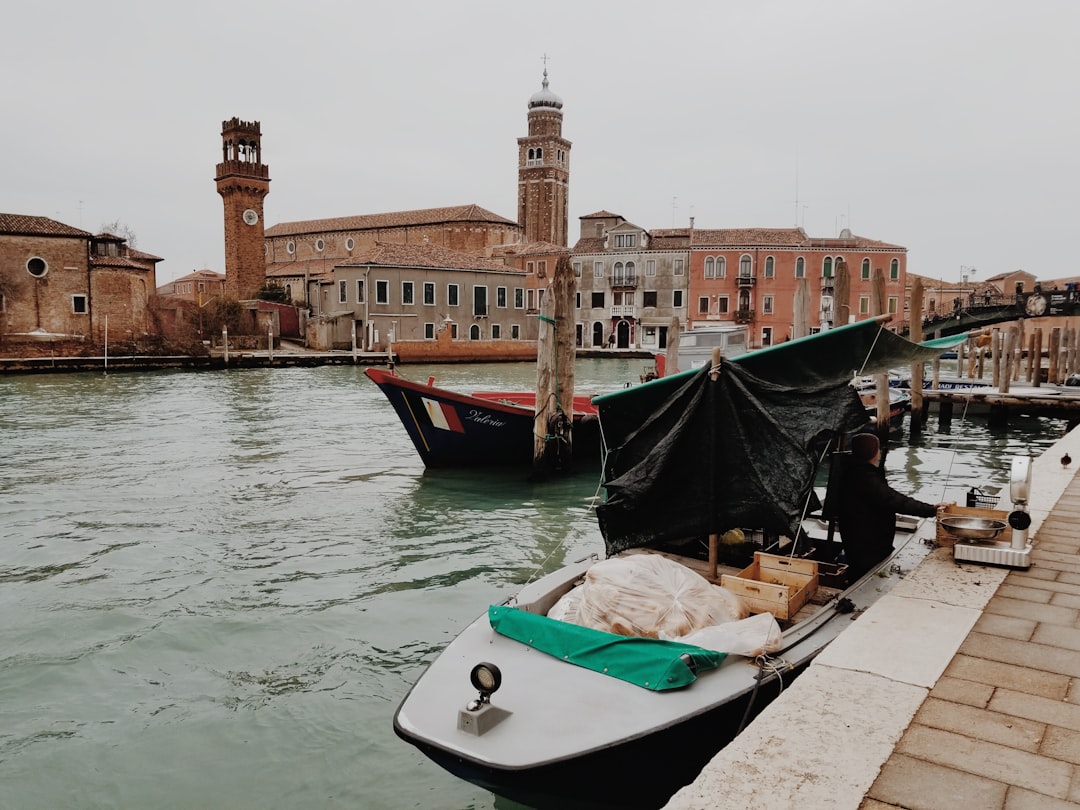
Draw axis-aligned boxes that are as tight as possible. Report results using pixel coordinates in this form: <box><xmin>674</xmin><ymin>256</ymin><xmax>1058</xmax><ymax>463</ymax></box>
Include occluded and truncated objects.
<box><xmin>242</xmin><ymin>209</ymin><xmax>259</xmax><ymax>226</ymax></box>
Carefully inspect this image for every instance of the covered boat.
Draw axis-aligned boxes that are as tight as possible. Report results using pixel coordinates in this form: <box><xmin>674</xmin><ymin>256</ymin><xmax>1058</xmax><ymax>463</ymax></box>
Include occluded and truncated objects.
<box><xmin>393</xmin><ymin>317</ymin><xmax>965</xmax><ymax>808</ymax></box>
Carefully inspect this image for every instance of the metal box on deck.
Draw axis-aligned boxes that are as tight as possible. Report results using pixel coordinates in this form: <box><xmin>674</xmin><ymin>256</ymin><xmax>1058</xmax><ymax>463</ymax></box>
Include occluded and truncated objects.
<box><xmin>721</xmin><ymin>552</ymin><xmax>819</xmax><ymax>621</ymax></box>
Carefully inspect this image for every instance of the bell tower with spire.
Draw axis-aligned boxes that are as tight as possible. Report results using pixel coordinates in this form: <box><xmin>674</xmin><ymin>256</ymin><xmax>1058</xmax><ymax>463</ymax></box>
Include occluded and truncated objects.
<box><xmin>517</xmin><ymin>62</ymin><xmax>570</xmax><ymax>247</ymax></box>
<box><xmin>215</xmin><ymin>117</ymin><xmax>270</xmax><ymax>300</ymax></box>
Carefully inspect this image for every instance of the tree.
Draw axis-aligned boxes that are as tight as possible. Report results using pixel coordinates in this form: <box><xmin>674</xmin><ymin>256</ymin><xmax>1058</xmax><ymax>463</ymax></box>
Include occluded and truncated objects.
<box><xmin>98</xmin><ymin>219</ymin><xmax>137</xmax><ymax>248</ymax></box>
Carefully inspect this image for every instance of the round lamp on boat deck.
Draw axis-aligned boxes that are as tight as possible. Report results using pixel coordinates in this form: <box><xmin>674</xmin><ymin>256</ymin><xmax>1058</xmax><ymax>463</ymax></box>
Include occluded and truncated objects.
<box><xmin>469</xmin><ymin>662</ymin><xmax>502</xmax><ymax>703</ymax></box>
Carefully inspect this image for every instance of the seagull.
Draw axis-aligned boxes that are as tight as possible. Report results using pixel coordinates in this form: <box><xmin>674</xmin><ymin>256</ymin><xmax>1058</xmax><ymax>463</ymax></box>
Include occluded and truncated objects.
<box><xmin>1063</xmin><ymin>453</ymin><xmax>1072</xmax><ymax>468</ymax></box>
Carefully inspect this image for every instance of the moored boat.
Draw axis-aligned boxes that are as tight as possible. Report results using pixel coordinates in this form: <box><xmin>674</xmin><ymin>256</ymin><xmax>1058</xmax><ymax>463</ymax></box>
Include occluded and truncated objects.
<box><xmin>393</xmin><ymin>317</ymin><xmax>963</xmax><ymax>808</ymax></box>
<box><xmin>364</xmin><ymin>367</ymin><xmax>600</xmax><ymax>469</ymax></box>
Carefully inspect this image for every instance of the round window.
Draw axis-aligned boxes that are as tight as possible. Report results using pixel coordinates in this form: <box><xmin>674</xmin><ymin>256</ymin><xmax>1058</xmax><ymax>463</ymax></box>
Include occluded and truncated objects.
<box><xmin>26</xmin><ymin>257</ymin><xmax>48</xmax><ymax>277</ymax></box>
<box><xmin>345</xmin><ymin>237</ymin><xmax>355</xmax><ymax>252</ymax></box>
<box><xmin>315</xmin><ymin>238</ymin><xmax>325</xmax><ymax>252</ymax></box>
<box><xmin>286</xmin><ymin>240</ymin><xmax>296</xmax><ymax>255</ymax></box>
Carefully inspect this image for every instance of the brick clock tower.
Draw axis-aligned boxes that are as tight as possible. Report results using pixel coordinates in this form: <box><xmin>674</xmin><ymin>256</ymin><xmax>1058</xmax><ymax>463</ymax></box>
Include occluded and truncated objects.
<box><xmin>215</xmin><ymin>117</ymin><xmax>270</xmax><ymax>300</ymax></box>
<box><xmin>517</xmin><ymin>68</ymin><xmax>571</xmax><ymax>247</ymax></box>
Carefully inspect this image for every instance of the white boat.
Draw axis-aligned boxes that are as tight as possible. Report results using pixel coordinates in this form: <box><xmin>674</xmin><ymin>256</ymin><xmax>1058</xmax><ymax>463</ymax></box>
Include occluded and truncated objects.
<box><xmin>652</xmin><ymin>323</ymin><xmax>749</xmax><ymax>378</ymax></box>
<box><xmin>393</xmin><ymin>318</ymin><xmax>960</xmax><ymax>809</ymax></box>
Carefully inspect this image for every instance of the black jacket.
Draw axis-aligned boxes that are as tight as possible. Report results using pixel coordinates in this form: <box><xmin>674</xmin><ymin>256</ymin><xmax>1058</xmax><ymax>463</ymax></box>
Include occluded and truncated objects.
<box><xmin>837</xmin><ymin>459</ymin><xmax>937</xmax><ymax>579</ymax></box>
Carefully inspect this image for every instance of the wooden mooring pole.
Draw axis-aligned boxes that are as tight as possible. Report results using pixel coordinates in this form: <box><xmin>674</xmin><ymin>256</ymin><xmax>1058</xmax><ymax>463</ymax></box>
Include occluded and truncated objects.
<box><xmin>533</xmin><ymin>255</ymin><xmax>576</xmax><ymax>476</ymax></box>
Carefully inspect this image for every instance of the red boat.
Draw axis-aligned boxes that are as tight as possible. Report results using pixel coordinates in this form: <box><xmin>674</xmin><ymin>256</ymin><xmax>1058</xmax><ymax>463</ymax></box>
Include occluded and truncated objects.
<box><xmin>364</xmin><ymin>367</ymin><xmax>601</xmax><ymax>469</ymax></box>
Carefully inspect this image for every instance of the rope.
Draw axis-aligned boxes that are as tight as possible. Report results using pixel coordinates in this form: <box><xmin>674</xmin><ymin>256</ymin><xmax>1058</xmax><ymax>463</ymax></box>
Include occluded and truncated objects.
<box><xmin>737</xmin><ymin>654</ymin><xmax>792</xmax><ymax>734</ymax></box>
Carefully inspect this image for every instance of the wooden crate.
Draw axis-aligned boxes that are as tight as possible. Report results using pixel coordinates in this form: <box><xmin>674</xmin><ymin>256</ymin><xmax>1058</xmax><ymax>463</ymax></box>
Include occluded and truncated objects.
<box><xmin>936</xmin><ymin>504</ymin><xmax>1011</xmax><ymax>547</ymax></box>
<box><xmin>721</xmin><ymin>552</ymin><xmax>819</xmax><ymax>621</ymax></box>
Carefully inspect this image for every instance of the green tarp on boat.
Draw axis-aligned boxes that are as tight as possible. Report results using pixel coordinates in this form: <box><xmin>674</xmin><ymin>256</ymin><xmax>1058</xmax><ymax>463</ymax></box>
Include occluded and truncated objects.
<box><xmin>488</xmin><ymin>605</ymin><xmax>725</xmax><ymax>691</ymax></box>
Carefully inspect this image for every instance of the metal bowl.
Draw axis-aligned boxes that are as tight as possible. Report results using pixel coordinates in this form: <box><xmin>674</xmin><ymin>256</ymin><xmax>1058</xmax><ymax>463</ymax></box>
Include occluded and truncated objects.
<box><xmin>940</xmin><ymin>516</ymin><xmax>1008</xmax><ymax>541</ymax></box>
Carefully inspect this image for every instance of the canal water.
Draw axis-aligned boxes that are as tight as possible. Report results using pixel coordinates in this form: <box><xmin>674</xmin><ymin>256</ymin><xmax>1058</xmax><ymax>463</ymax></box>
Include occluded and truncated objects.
<box><xmin>0</xmin><ymin>359</ymin><xmax>1071</xmax><ymax>810</ymax></box>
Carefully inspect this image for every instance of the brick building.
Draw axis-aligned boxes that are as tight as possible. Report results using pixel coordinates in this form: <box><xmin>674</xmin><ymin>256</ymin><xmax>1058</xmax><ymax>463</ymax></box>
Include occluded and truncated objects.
<box><xmin>571</xmin><ymin>219</ymin><xmax>909</xmax><ymax>352</ymax></box>
<box><xmin>0</xmin><ymin>214</ymin><xmax>160</xmax><ymax>353</ymax></box>
<box><xmin>157</xmin><ymin>268</ymin><xmax>227</xmax><ymax>301</ymax></box>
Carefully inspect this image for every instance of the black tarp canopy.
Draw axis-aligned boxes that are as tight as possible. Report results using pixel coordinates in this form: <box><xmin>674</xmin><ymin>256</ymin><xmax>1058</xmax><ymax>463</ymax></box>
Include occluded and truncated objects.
<box><xmin>593</xmin><ymin>317</ymin><xmax>965</xmax><ymax>555</ymax></box>
<box><xmin>595</xmin><ymin>360</ymin><xmax>868</xmax><ymax>554</ymax></box>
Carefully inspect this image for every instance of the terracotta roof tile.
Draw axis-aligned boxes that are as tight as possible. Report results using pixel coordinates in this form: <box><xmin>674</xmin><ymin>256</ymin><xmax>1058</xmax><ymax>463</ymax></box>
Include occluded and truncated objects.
<box><xmin>580</xmin><ymin>210</ymin><xmax>621</xmax><ymax>219</ymax></box>
<box><xmin>0</xmin><ymin>213</ymin><xmax>90</xmax><ymax>238</ymax></box>
<box><xmin>265</xmin><ymin>204</ymin><xmax>518</xmax><ymax>237</ymax></box>
<box><xmin>690</xmin><ymin>227</ymin><xmax>810</xmax><ymax>247</ymax></box>
<box><xmin>89</xmin><ymin>254</ymin><xmax>154</xmax><ymax>271</ymax></box>
<box><xmin>495</xmin><ymin>240</ymin><xmax>568</xmax><ymax>258</ymax></box>
<box><xmin>337</xmin><ymin>241</ymin><xmax>520</xmax><ymax>273</ymax></box>
<box><xmin>570</xmin><ymin>237</ymin><xmax>606</xmax><ymax>253</ymax></box>
<box><xmin>173</xmin><ymin>269</ymin><xmax>226</xmax><ymax>282</ymax></box>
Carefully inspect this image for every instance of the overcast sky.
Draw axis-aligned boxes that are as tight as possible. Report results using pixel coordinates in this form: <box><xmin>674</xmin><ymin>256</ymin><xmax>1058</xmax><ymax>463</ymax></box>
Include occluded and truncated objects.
<box><xmin>4</xmin><ymin>1</ymin><xmax>1077</xmax><ymax>285</ymax></box>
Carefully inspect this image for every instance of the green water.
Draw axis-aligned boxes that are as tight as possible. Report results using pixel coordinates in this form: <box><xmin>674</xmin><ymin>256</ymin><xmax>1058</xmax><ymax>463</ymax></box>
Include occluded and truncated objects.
<box><xmin>0</xmin><ymin>360</ymin><xmax>1069</xmax><ymax>809</ymax></box>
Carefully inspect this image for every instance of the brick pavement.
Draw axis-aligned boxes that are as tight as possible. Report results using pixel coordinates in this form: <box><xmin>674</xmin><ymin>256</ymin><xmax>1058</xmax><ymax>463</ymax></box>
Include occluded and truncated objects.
<box><xmin>862</xmin><ymin>473</ymin><xmax>1080</xmax><ymax>809</ymax></box>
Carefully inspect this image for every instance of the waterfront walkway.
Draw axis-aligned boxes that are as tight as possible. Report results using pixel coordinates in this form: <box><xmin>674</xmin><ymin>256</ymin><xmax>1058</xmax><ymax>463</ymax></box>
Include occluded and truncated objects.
<box><xmin>665</xmin><ymin>426</ymin><xmax>1080</xmax><ymax>810</ymax></box>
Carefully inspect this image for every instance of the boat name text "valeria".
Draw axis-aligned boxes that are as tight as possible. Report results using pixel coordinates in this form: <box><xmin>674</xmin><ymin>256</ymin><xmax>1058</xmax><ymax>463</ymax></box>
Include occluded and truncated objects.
<box><xmin>465</xmin><ymin>410</ymin><xmax>508</xmax><ymax>428</ymax></box>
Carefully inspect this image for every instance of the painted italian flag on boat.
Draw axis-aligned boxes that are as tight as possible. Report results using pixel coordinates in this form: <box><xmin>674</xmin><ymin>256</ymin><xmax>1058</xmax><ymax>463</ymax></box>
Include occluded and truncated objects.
<box><xmin>422</xmin><ymin>397</ymin><xmax>465</xmax><ymax>432</ymax></box>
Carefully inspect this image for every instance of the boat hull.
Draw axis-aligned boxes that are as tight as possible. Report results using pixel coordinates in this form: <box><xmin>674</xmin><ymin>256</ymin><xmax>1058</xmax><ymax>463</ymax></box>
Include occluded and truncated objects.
<box><xmin>401</xmin><ymin>672</ymin><xmax>791</xmax><ymax>810</ymax></box>
<box><xmin>365</xmin><ymin>368</ymin><xmax>600</xmax><ymax>468</ymax></box>
<box><xmin>394</xmin><ymin>533</ymin><xmax>930</xmax><ymax>809</ymax></box>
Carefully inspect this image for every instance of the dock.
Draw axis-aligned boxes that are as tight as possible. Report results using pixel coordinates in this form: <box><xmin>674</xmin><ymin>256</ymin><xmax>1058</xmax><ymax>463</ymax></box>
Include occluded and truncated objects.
<box><xmin>920</xmin><ymin>386</ymin><xmax>1080</xmax><ymax>428</ymax></box>
<box><xmin>665</xmin><ymin>426</ymin><xmax>1080</xmax><ymax>810</ymax></box>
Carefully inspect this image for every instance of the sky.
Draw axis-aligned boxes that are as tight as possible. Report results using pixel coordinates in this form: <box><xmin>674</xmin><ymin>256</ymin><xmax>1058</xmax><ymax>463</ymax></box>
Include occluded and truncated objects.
<box><xmin>4</xmin><ymin>1</ymin><xmax>1078</xmax><ymax>286</ymax></box>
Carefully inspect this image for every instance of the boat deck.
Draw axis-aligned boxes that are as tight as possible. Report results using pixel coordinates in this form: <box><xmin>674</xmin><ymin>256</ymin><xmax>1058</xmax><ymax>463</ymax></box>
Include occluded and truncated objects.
<box><xmin>663</xmin><ymin>426</ymin><xmax>1080</xmax><ymax>810</ymax></box>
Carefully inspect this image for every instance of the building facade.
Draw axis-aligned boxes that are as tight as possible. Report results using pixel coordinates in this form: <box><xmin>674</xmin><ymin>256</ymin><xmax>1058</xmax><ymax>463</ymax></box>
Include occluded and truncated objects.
<box><xmin>157</xmin><ymin>268</ymin><xmax>227</xmax><ymax>301</ymax></box>
<box><xmin>571</xmin><ymin>219</ymin><xmax>911</xmax><ymax>352</ymax></box>
<box><xmin>571</xmin><ymin>212</ymin><xmax>689</xmax><ymax>350</ymax></box>
<box><xmin>302</xmin><ymin>241</ymin><xmax>539</xmax><ymax>352</ymax></box>
<box><xmin>0</xmin><ymin>214</ymin><xmax>160</xmax><ymax>352</ymax></box>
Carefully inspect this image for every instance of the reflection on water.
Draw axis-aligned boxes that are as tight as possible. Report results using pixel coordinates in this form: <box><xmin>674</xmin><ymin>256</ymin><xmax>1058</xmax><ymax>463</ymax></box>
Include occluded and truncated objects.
<box><xmin>0</xmin><ymin>362</ymin><xmax>1068</xmax><ymax>809</ymax></box>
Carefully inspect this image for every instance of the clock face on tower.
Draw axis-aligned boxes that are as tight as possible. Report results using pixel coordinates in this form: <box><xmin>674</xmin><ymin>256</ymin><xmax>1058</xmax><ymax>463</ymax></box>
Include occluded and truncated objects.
<box><xmin>242</xmin><ymin>209</ymin><xmax>259</xmax><ymax>226</ymax></box>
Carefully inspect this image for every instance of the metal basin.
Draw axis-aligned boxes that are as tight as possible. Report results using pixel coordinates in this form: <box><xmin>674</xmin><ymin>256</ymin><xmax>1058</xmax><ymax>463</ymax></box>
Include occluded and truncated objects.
<box><xmin>940</xmin><ymin>516</ymin><xmax>1008</xmax><ymax>541</ymax></box>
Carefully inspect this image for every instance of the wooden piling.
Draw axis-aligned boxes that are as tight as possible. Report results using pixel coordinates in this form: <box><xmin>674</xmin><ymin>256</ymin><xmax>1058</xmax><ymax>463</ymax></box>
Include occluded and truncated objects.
<box><xmin>1000</xmin><ymin>328</ymin><xmax>1014</xmax><ymax>394</ymax></box>
<box><xmin>533</xmin><ymin>254</ymin><xmax>576</xmax><ymax>475</ymax></box>
<box><xmin>1050</xmin><ymin>327</ymin><xmax>1062</xmax><ymax>385</ymax></box>
<box><xmin>909</xmin><ymin>278</ymin><xmax>924</xmax><ymax>437</ymax></box>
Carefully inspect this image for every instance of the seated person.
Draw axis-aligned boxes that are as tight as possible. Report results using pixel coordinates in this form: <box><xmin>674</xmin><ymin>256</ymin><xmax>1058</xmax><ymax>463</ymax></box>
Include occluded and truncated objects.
<box><xmin>836</xmin><ymin>433</ymin><xmax>941</xmax><ymax>580</ymax></box>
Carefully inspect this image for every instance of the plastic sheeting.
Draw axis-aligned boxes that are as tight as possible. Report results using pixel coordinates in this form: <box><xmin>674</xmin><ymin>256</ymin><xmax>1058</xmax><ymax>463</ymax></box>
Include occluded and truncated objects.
<box><xmin>596</xmin><ymin>360</ymin><xmax>868</xmax><ymax>555</ymax></box>
<box><xmin>548</xmin><ymin>554</ymin><xmax>747</xmax><ymax>638</ymax></box>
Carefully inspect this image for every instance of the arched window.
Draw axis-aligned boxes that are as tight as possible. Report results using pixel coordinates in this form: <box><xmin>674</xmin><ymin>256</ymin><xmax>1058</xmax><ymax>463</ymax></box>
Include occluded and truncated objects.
<box><xmin>739</xmin><ymin>255</ymin><xmax>752</xmax><ymax>277</ymax></box>
<box><xmin>470</xmin><ymin>324</ymin><xmax>481</xmax><ymax>340</ymax></box>
<box><xmin>823</xmin><ymin>257</ymin><xmax>833</xmax><ymax>278</ymax></box>
<box><xmin>861</xmin><ymin>258</ymin><xmax>871</xmax><ymax>280</ymax></box>
<box><xmin>704</xmin><ymin>257</ymin><xmax>714</xmax><ymax>278</ymax></box>
<box><xmin>890</xmin><ymin>258</ymin><xmax>900</xmax><ymax>280</ymax></box>
<box><xmin>795</xmin><ymin>257</ymin><xmax>805</xmax><ymax>278</ymax></box>
<box><xmin>716</xmin><ymin>257</ymin><xmax>726</xmax><ymax>278</ymax></box>
<box><xmin>764</xmin><ymin>256</ymin><xmax>775</xmax><ymax>278</ymax></box>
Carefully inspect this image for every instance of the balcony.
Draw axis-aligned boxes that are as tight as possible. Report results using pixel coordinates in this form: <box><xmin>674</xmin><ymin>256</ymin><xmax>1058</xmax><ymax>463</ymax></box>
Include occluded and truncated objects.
<box><xmin>610</xmin><ymin>305</ymin><xmax>638</xmax><ymax>319</ymax></box>
<box><xmin>736</xmin><ymin>275</ymin><xmax>756</xmax><ymax>287</ymax></box>
<box><xmin>609</xmin><ymin>274</ymin><xmax>638</xmax><ymax>288</ymax></box>
<box><xmin>734</xmin><ymin>309</ymin><xmax>755</xmax><ymax>323</ymax></box>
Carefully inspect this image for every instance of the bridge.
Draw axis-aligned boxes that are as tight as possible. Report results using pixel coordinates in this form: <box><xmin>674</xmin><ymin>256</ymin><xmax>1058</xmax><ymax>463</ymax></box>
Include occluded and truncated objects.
<box><xmin>906</xmin><ymin>287</ymin><xmax>1080</xmax><ymax>339</ymax></box>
